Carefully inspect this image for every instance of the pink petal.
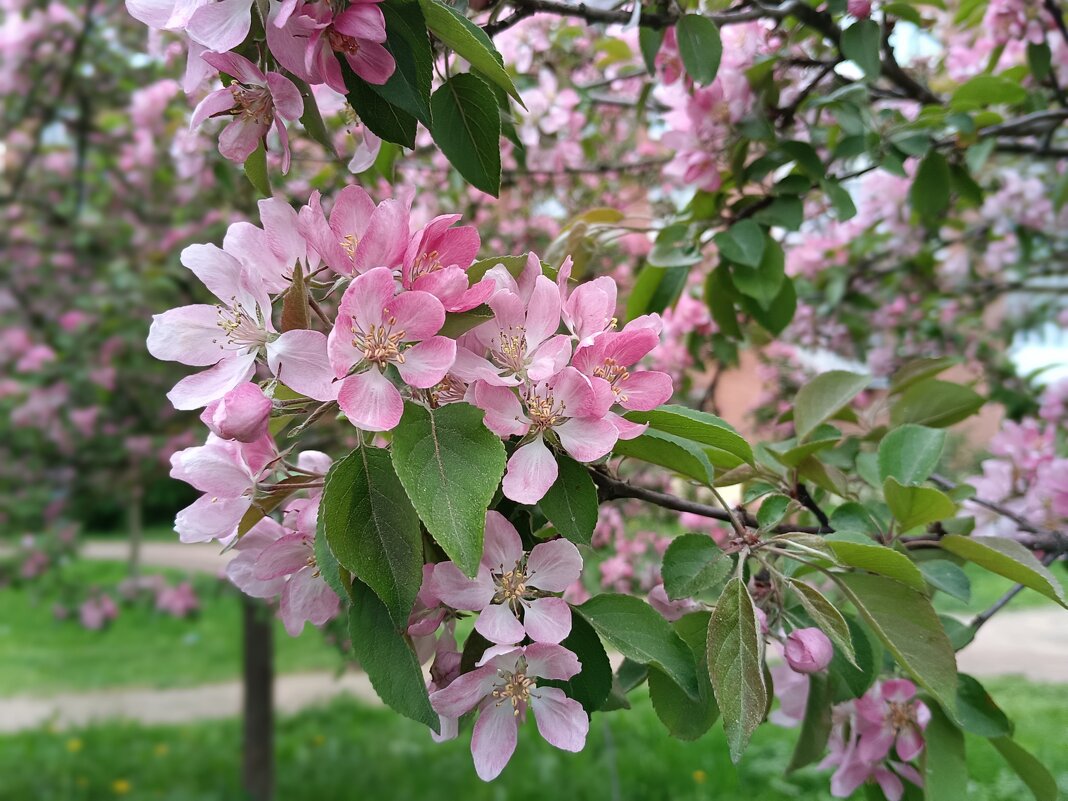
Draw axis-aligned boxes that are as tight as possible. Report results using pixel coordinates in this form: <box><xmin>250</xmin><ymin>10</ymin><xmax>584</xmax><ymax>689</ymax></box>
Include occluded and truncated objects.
<box><xmin>352</xmin><ymin>199</ymin><xmax>410</xmax><ymax>273</ymax></box>
<box><xmin>167</xmin><ymin>351</ymin><xmax>257</xmax><ymax>410</ymax></box>
<box><xmin>147</xmin><ymin>305</ymin><xmax>228</xmax><ymax>366</ymax></box>
<box><xmin>524</xmin><ymin>275</ymin><xmax>562</xmax><ymax>348</ymax></box>
<box><xmin>526</xmin><ymin>539</ymin><xmax>582</xmax><ymax>592</ymax></box>
<box><xmin>170</xmin><ymin>439</ymin><xmax>255</xmax><ymax>496</ymax></box>
<box><xmin>175</xmin><ymin>495</ymin><xmax>252</xmax><ymax>544</ymax></box>
<box><xmin>280</xmin><ymin>567</ymin><xmax>339</xmax><ymax>636</ymax></box>
<box><xmin>483</xmin><ymin>511</ymin><xmax>525</xmax><ymax>572</ymax></box>
<box><xmin>125</xmin><ymin>0</ymin><xmax>180</xmax><ymax>29</ymax></box>
<box><xmin>555</xmin><ymin>417</ymin><xmax>618</xmax><ymax>463</ymax></box>
<box><xmin>564</xmin><ymin>276</ymin><xmax>616</xmax><ymax>344</ymax></box>
<box><xmin>347</xmin><ymin>42</ymin><xmax>396</xmax><ymax>86</ymax></box>
<box><xmin>253</xmin><ymin>532</ymin><xmax>313</xmax><ymax>580</ymax></box>
<box><xmin>475</xmin><ymin>603</ymin><xmax>527</xmax><ymax>645</ymax></box>
<box><xmin>607</xmin><ymin>412</ymin><xmax>647</xmax><ymax>440</ymax></box>
<box><xmin>333</xmin><ymin>4</ymin><xmax>386</xmax><ymax>40</ymax></box>
<box><xmin>219</xmin><ymin>117</ymin><xmax>267</xmax><ymax>164</ymax></box>
<box><xmin>258</xmin><ymin>197</ymin><xmax>307</xmax><ymax>271</ymax></box>
<box><xmin>429</xmin><ymin>665</ymin><xmax>497</xmax><ymax>718</ymax></box>
<box><xmin>471</xmin><ymin>700</ymin><xmax>519</xmax><ymax>781</ymax></box>
<box><xmin>882</xmin><ymin>679</ymin><xmax>917</xmax><ymax>703</ymax></box>
<box><xmin>187</xmin><ymin>0</ymin><xmax>254</xmax><ymax>51</ymax></box>
<box><xmin>266</xmin><ymin>330</ymin><xmax>338</xmax><ymax>401</ymax></box>
<box><xmin>227</xmin><ymin>549</ymin><xmax>286</xmax><ymax>598</ymax></box>
<box><xmin>874</xmin><ymin>766</ymin><xmax>905</xmax><ymax>801</ymax></box>
<box><xmin>338</xmin><ymin>266</ymin><xmax>395</xmax><ymax>330</ymax></box>
<box><xmin>430</xmin><ymin>562</ymin><xmax>496</xmax><ymax>610</ymax></box>
<box><xmin>397</xmin><ymin>336</ymin><xmax>455</xmax><ymax>388</ymax></box>
<box><xmin>190</xmin><ymin>88</ymin><xmax>236</xmax><ymax>130</ymax></box>
<box><xmin>857</xmin><ymin>726</ymin><xmax>896</xmax><ymax>763</ymax></box>
<box><xmin>831</xmin><ymin>758</ymin><xmax>872</xmax><ymax>798</ymax></box>
<box><xmin>527</xmin><ymin>335</ymin><xmax>572</xmax><ymax>382</ymax></box>
<box><xmin>472</xmin><ymin>382</ymin><xmax>529</xmax><ymax>437</ymax></box>
<box><xmin>895</xmin><ymin>726</ymin><xmax>925</xmax><ymax>762</ymax></box>
<box><xmin>330</xmin><ymin>184</ymin><xmax>376</xmax><ymax>242</ymax></box>
<box><xmin>619</xmin><ymin>371</ymin><xmax>673</xmax><ymax>411</ymax></box>
<box><xmin>522</xmin><ymin>597</ymin><xmax>572</xmax><ymax>644</ymax></box>
<box><xmin>337</xmin><ymin>368</ymin><xmax>403</xmax><ymax>431</ymax></box>
<box><xmin>386</xmin><ymin>290</ymin><xmax>446</xmax><ymax>341</ymax></box>
<box><xmin>180</xmin><ymin>243</ymin><xmax>246</xmax><ymax>304</ymax></box>
<box><xmin>531</xmin><ymin>687</ymin><xmax>589</xmax><ymax>751</ymax></box>
<box><xmin>266</xmin><ymin>71</ymin><xmax>304</xmax><ymax>120</ymax></box>
<box><xmin>522</xmin><ymin>642</ymin><xmax>582</xmax><ymax>681</ymax></box>
<box><xmin>327</xmin><ymin>318</ymin><xmax>363</xmax><ymax>378</ymax></box>
<box><xmin>502</xmin><ymin>436</ymin><xmax>558</xmax><ymax>504</ymax></box>
<box><xmin>548</xmin><ymin>366</ymin><xmax>596</xmax><ymax>415</ymax></box>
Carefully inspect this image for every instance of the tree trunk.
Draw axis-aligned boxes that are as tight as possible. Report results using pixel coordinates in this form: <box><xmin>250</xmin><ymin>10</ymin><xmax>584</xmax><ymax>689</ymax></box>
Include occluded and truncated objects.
<box><xmin>241</xmin><ymin>595</ymin><xmax>274</xmax><ymax>801</ymax></box>
<box><xmin>126</xmin><ymin>473</ymin><xmax>143</xmax><ymax>579</ymax></box>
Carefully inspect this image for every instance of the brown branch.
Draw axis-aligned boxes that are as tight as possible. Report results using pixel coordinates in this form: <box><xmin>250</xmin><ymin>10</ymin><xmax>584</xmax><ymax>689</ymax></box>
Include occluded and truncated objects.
<box><xmin>970</xmin><ymin>553</ymin><xmax>1060</xmax><ymax>632</ymax></box>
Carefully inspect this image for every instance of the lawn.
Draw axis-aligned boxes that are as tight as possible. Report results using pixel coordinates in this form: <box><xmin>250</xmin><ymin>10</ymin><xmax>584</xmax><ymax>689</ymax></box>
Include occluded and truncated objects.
<box><xmin>0</xmin><ymin>560</ymin><xmax>340</xmax><ymax>696</ymax></box>
<box><xmin>1</xmin><ymin>677</ymin><xmax>1065</xmax><ymax>801</ymax></box>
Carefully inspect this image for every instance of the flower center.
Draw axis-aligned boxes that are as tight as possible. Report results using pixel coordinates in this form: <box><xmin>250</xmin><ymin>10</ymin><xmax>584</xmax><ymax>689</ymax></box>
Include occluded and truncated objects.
<box><xmin>526</xmin><ymin>391</ymin><xmax>564</xmax><ymax>431</ymax></box>
<box><xmin>593</xmin><ymin>357</ymin><xmax>630</xmax><ymax>400</ymax></box>
<box><xmin>352</xmin><ymin>317</ymin><xmax>406</xmax><ymax>368</ymax></box>
<box><xmin>491</xmin><ymin>668</ymin><xmax>535</xmax><ymax>716</ymax></box>
<box><xmin>493</xmin><ymin>561</ymin><xmax>529</xmax><ymax>609</ymax></box>
<box><xmin>887</xmin><ymin>701</ymin><xmax>915</xmax><ymax>731</ymax></box>
<box><xmin>214</xmin><ymin>298</ymin><xmax>267</xmax><ymax>350</ymax></box>
<box><xmin>229</xmin><ymin>84</ymin><xmax>274</xmax><ymax>126</ymax></box>
<box><xmin>429</xmin><ymin>375</ymin><xmax>466</xmax><ymax>407</ymax></box>
<box><xmin>410</xmin><ymin>249</ymin><xmax>443</xmax><ymax>280</ymax></box>
<box><xmin>339</xmin><ymin>234</ymin><xmax>358</xmax><ymax>258</ymax></box>
<box><xmin>328</xmin><ymin>28</ymin><xmax>361</xmax><ymax>56</ymax></box>
<box><xmin>491</xmin><ymin>327</ymin><xmax>528</xmax><ymax>376</ymax></box>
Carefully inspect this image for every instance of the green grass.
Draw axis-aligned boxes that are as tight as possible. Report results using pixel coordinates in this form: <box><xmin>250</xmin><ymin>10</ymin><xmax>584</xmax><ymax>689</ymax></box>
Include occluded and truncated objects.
<box><xmin>934</xmin><ymin>562</ymin><xmax>1068</xmax><ymax>616</ymax></box>
<box><xmin>0</xmin><ymin>561</ymin><xmax>340</xmax><ymax>696</ymax></box>
<box><xmin>1</xmin><ymin>678</ymin><xmax>1065</xmax><ymax>801</ymax></box>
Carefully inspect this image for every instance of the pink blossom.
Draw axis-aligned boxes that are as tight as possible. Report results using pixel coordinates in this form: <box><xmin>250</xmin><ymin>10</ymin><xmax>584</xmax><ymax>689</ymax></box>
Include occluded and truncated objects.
<box><xmin>429</xmin><ymin>643</ymin><xmax>588</xmax><ymax>780</ymax></box>
<box><xmin>301</xmin><ymin>185</ymin><xmax>410</xmax><ymax>276</ymax></box>
<box><xmin>431</xmin><ymin>511</ymin><xmax>582</xmax><ymax>644</ymax></box>
<box><xmin>647</xmin><ymin>583</ymin><xmax>701</xmax><ymax>621</ymax></box>
<box><xmin>769</xmin><ymin>663</ymin><xmax>810</xmax><ymax>726</ymax></box>
<box><xmin>199</xmin><ymin>382</ymin><xmax>271</xmax><ymax>442</ymax></box>
<box><xmin>190</xmin><ymin>52</ymin><xmax>303</xmax><ymax>173</ymax></box>
<box><xmin>401</xmin><ymin>214</ymin><xmax>493</xmax><ymax>312</ymax></box>
<box><xmin>79</xmin><ymin>593</ymin><xmax>119</xmax><ymax>630</ymax></box>
<box><xmin>784</xmin><ymin>627</ymin><xmax>834</xmax><ymax>674</ymax></box>
<box><xmin>156</xmin><ymin>581</ymin><xmax>200</xmax><ymax>617</ymax></box>
<box><xmin>251</xmin><ymin>525</ymin><xmax>340</xmax><ymax>636</ymax></box>
<box><xmin>854</xmin><ymin>679</ymin><xmax>931</xmax><ymax>763</ymax></box>
<box><xmin>328</xmin><ymin>267</ymin><xmax>455</xmax><ymax>431</ymax></box>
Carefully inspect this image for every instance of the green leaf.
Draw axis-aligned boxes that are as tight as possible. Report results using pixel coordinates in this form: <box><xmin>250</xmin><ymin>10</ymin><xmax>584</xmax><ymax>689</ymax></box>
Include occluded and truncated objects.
<box><xmin>889</xmin><ymin>357</ymin><xmax>959</xmax><ymax>395</ymax></box>
<box><xmin>827</xmin><ymin>535</ymin><xmax>928</xmax><ymax>591</ymax></box>
<box><xmin>612</xmin><ymin>429</ymin><xmax>715</xmax><ymax>484</ymax></box>
<box><xmin>714</xmin><ymin>220</ymin><xmax>766</xmax><ymax>268</ymax></box>
<box><xmin>1028</xmin><ymin>41</ymin><xmax>1052</xmax><ymax>81</ymax></box>
<box><xmin>924</xmin><ymin>702</ymin><xmax>968</xmax><ymax>801</ymax></box>
<box><xmin>540</xmin><ymin>453</ymin><xmax>598</xmax><ymax>547</ymax></box>
<box><xmin>626</xmin><ymin>264</ymin><xmax>690</xmax><ymax>320</ymax></box>
<box><xmin>662</xmin><ymin>535</ymin><xmax>730</xmax><ymax>600</ymax></box>
<box><xmin>938</xmin><ymin>535</ymin><xmax>1067</xmax><ymax>607</ymax></box>
<box><xmin>540</xmin><ymin>612</ymin><xmax>612</xmax><ymax>714</ymax></box>
<box><xmin>829</xmin><ymin>615</ymin><xmax>881</xmax><ymax>700</ymax></box>
<box><xmin>322</xmin><ymin>446</ymin><xmax>423</xmax><ymax>628</ymax></box>
<box><xmin>675</xmin><ymin>14</ymin><xmax>722</xmax><ymax>85</ymax></box>
<box><xmin>950</xmin><ymin>75</ymin><xmax>1028</xmax><ymax>111</ymax></box>
<box><xmin>834</xmin><ymin>573</ymin><xmax>958</xmax><ymax>714</ymax></box>
<box><xmin>348</xmin><ymin>578</ymin><xmax>439</xmax><ymax>731</ymax></box>
<box><xmin>342</xmin><ymin>63</ymin><xmax>417</xmax><ymax>148</ymax></box>
<box><xmin>438</xmin><ymin>304</ymin><xmax>494</xmax><ymax>338</ymax></box>
<box><xmin>466</xmin><ymin>253</ymin><xmax>533</xmax><ymax>283</ymax></box>
<box><xmin>391</xmin><ymin>402</ymin><xmax>505</xmax><ymax>576</ymax></box>
<box><xmin>639</xmin><ymin>26</ymin><xmax>664</xmax><ymax>75</ymax></box>
<box><xmin>741</xmin><ymin>275</ymin><xmax>797</xmax><ymax>335</ymax></box>
<box><xmin>577</xmin><ymin>594</ymin><xmax>701</xmax><ymax>700</ymax></box>
<box><xmin>919</xmin><ymin>560</ymin><xmax>971</xmax><ymax>602</ymax></box>
<box><xmin>731</xmin><ymin>237</ymin><xmax>785</xmax><ymax>310</ymax></box>
<box><xmin>841</xmin><ymin>19</ymin><xmax>882</xmax><ymax>79</ymax></box>
<box><xmin>313</xmin><ymin>515</ymin><xmax>348</xmax><ymax>603</ymax></box>
<box><xmin>418</xmin><ymin>0</ymin><xmax>522</xmax><ymax>103</ymax></box>
<box><xmin>878</xmin><ymin>425</ymin><xmax>946</xmax><ymax>485</ymax></box>
<box><xmin>370</xmin><ymin>0</ymin><xmax>434</xmax><ymax>124</ymax></box>
<box><xmin>757</xmin><ymin>494</ymin><xmax>791</xmax><ymax>529</ymax></box>
<box><xmin>956</xmin><ymin>674</ymin><xmax>1011</xmax><ymax>738</ymax></box>
<box><xmin>793</xmin><ymin>371</ymin><xmax>870</xmax><ymax>440</ymax></box>
<box><xmin>647</xmin><ymin>223</ymin><xmax>702</xmax><ymax>268</ymax></box>
<box><xmin>649</xmin><ymin>611</ymin><xmax>719</xmax><ymax>740</ymax></box>
<box><xmin>243</xmin><ymin>140</ymin><xmax>271</xmax><ymax>196</ymax></box>
<box><xmin>788</xmin><ymin>579</ymin><xmax>857</xmax><ymax>666</ymax></box>
<box><xmin>990</xmin><ymin>737</ymin><xmax>1059</xmax><ymax>801</ymax></box>
<box><xmin>890</xmin><ymin>379</ymin><xmax>984</xmax><ymax>427</ymax></box>
<box><xmin>623</xmin><ymin>405</ymin><xmax>754</xmax><ymax>466</ymax></box>
<box><xmin>293</xmin><ymin>75</ymin><xmax>336</xmax><ymax>154</ymax></box>
<box><xmin>787</xmin><ymin>671</ymin><xmax>833</xmax><ymax>772</ymax></box>
<box><xmin>429</xmin><ymin>73</ymin><xmax>501</xmax><ymax>197</ymax></box>
<box><xmin>884</xmin><ymin>477</ymin><xmax>957</xmax><ymax>532</ymax></box>
<box><xmin>910</xmin><ymin>151</ymin><xmax>952</xmax><ymax>222</ymax></box>
<box><xmin>708</xmin><ymin>577</ymin><xmax>767</xmax><ymax>762</ymax></box>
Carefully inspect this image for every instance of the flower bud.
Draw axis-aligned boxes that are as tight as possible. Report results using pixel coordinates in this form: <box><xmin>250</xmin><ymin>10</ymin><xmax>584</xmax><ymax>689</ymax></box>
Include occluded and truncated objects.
<box><xmin>784</xmin><ymin>627</ymin><xmax>833</xmax><ymax>674</ymax></box>
<box><xmin>847</xmin><ymin>0</ymin><xmax>872</xmax><ymax>17</ymax></box>
<box><xmin>200</xmin><ymin>383</ymin><xmax>271</xmax><ymax>442</ymax></box>
<box><xmin>754</xmin><ymin>606</ymin><xmax>769</xmax><ymax>635</ymax></box>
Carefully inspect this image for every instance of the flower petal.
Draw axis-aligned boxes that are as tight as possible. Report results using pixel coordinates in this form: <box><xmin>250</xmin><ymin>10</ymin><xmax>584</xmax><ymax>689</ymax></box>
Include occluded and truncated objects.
<box><xmin>429</xmin><ymin>665</ymin><xmax>497</xmax><ymax>718</ymax></box>
<box><xmin>147</xmin><ymin>305</ymin><xmax>228</xmax><ymax>366</ymax></box>
<box><xmin>501</xmin><ymin>436</ymin><xmax>558</xmax><ymax>504</ymax></box>
<box><xmin>253</xmin><ymin>532</ymin><xmax>312</xmax><ymax>580</ymax></box>
<box><xmin>483</xmin><ymin>511</ymin><xmax>525</xmax><ymax>572</ymax></box>
<box><xmin>471</xmin><ymin>699</ymin><xmax>519</xmax><ymax>781</ymax></box>
<box><xmin>531</xmin><ymin>687</ymin><xmax>589</xmax><ymax>752</ymax></box>
<box><xmin>522</xmin><ymin>642</ymin><xmax>582</xmax><ymax>681</ymax></box>
<box><xmin>555</xmin><ymin>417</ymin><xmax>618</xmax><ymax>463</ymax></box>
<box><xmin>167</xmin><ymin>351</ymin><xmax>257</xmax><ymax>410</ymax></box>
<box><xmin>430</xmin><ymin>562</ymin><xmax>496</xmax><ymax>611</ymax></box>
<box><xmin>266</xmin><ymin>330</ymin><xmax>338</xmax><ymax>401</ymax></box>
<box><xmin>337</xmin><ymin>368</ymin><xmax>403</xmax><ymax>431</ymax></box>
<box><xmin>522</xmin><ymin>597</ymin><xmax>572</xmax><ymax>644</ymax></box>
<box><xmin>526</xmin><ymin>539</ymin><xmax>582</xmax><ymax>592</ymax></box>
<box><xmin>475</xmin><ymin>602</ymin><xmax>526</xmax><ymax>645</ymax></box>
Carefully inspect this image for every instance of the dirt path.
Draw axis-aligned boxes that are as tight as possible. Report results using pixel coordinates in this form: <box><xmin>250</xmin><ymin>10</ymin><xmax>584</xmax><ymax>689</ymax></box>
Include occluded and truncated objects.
<box><xmin>0</xmin><ymin>540</ymin><xmax>1063</xmax><ymax>733</ymax></box>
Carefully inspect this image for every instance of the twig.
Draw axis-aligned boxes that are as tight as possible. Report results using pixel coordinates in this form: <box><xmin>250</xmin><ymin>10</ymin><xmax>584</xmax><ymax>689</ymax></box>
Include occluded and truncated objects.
<box><xmin>970</xmin><ymin>553</ymin><xmax>1060</xmax><ymax>631</ymax></box>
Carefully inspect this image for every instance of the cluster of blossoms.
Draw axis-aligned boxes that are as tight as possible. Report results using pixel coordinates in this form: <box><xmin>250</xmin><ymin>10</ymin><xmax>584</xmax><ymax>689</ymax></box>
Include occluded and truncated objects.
<box><xmin>126</xmin><ymin>0</ymin><xmax>396</xmax><ymax>170</ymax></box>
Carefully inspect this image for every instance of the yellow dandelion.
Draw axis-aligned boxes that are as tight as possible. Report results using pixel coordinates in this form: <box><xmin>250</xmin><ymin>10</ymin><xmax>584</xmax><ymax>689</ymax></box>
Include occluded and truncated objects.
<box><xmin>111</xmin><ymin>778</ymin><xmax>132</xmax><ymax>795</ymax></box>
<box><xmin>66</xmin><ymin>738</ymin><xmax>83</xmax><ymax>753</ymax></box>
<box><xmin>154</xmin><ymin>743</ymin><xmax>170</xmax><ymax>757</ymax></box>
<box><xmin>692</xmin><ymin>769</ymin><xmax>708</xmax><ymax>784</ymax></box>
<box><xmin>311</xmin><ymin>734</ymin><xmax>326</xmax><ymax>747</ymax></box>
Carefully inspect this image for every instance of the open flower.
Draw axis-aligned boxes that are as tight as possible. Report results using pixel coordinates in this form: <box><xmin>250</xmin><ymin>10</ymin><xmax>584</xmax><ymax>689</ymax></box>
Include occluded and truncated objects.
<box><xmin>429</xmin><ymin>643</ymin><xmax>588</xmax><ymax>781</ymax></box>
<box><xmin>147</xmin><ymin>242</ymin><xmax>274</xmax><ymax>410</ymax></box>
<box><xmin>250</xmin><ymin>524</ymin><xmax>339</xmax><ymax>636</ymax></box>
<box><xmin>854</xmin><ymin>679</ymin><xmax>931</xmax><ymax>763</ymax></box>
<box><xmin>328</xmin><ymin>267</ymin><xmax>455</xmax><ymax>431</ymax></box>
<box><xmin>190</xmin><ymin>53</ymin><xmax>302</xmax><ymax>173</ymax></box>
<box><xmin>472</xmin><ymin>367</ymin><xmax>617</xmax><ymax>504</ymax></box>
<box><xmin>401</xmin><ymin>215</ymin><xmax>493</xmax><ymax>312</ymax></box>
<box><xmin>300</xmin><ymin>186</ymin><xmax>410</xmax><ymax>276</ymax></box>
<box><xmin>431</xmin><ymin>511</ymin><xmax>582</xmax><ymax>644</ymax></box>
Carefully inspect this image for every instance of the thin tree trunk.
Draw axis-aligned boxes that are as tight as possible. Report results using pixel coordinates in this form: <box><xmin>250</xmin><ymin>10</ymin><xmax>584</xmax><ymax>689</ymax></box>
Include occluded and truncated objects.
<box><xmin>242</xmin><ymin>596</ymin><xmax>274</xmax><ymax>801</ymax></box>
<box><xmin>126</xmin><ymin>473</ymin><xmax>143</xmax><ymax>579</ymax></box>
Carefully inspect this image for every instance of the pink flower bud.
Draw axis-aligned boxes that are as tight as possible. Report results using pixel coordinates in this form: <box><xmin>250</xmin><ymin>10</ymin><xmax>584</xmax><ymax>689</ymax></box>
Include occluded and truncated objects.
<box><xmin>784</xmin><ymin>627</ymin><xmax>833</xmax><ymax>674</ymax></box>
<box><xmin>847</xmin><ymin>0</ymin><xmax>872</xmax><ymax>17</ymax></box>
<box><xmin>754</xmin><ymin>606</ymin><xmax>769</xmax><ymax>635</ymax></box>
<box><xmin>200</xmin><ymin>383</ymin><xmax>271</xmax><ymax>442</ymax></box>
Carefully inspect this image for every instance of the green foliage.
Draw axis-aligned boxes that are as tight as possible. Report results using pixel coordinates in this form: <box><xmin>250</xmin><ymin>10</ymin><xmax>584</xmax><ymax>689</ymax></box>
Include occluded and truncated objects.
<box><xmin>648</xmin><ymin>611</ymin><xmax>719</xmax><ymax>740</ymax></box>
<box><xmin>429</xmin><ymin>73</ymin><xmax>502</xmax><ymax>197</ymax></box>
<box><xmin>938</xmin><ymin>536</ymin><xmax>1067</xmax><ymax>608</ymax></box>
<box><xmin>883</xmin><ymin>478</ymin><xmax>957</xmax><ymax>532</ymax></box>
<box><xmin>539</xmin><ymin>453</ymin><xmax>599</xmax><ymax>547</ymax></box>
<box><xmin>661</xmin><ymin>534</ymin><xmax>731</xmax><ymax>600</ymax></box>
<box><xmin>675</xmin><ymin>14</ymin><xmax>722</xmax><ymax>86</ymax></box>
<box><xmin>793</xmin><ymin>371</ymin><xmax>870</xmax><ymax>441</ymax></box>
<box><xmin>877</xmin><ymin>424</ymin><xmax>946</xmax><ymax>485</ymax></box>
